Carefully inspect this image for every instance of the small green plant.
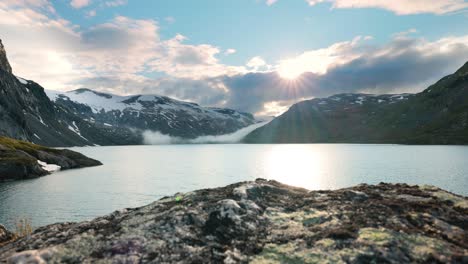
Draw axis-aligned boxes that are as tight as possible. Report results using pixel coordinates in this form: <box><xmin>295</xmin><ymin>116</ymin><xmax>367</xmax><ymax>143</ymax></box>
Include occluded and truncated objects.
<box><xmin>15</xmin><ymin>218</ymin><xmax>33</xmax><ymax>238</ymax></box>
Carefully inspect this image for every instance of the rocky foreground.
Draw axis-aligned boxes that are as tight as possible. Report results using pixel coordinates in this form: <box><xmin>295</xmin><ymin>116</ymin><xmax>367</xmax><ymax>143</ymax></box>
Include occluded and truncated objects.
<box><xmin>0</xmin><ymin>136</ymin><xmax>102</xmax><ymax>181</ymax></box>
<box><xmin>0</xmin><ymin>179</ymin><xmax>467</xmax><ymax>263</ymax></box>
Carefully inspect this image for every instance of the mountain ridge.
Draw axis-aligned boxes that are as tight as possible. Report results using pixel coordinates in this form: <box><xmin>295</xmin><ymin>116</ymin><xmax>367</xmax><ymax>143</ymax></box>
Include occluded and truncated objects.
<box><xmin>46</xmin><ymin>88</ymin><xmax>255</xmax><ymax>139</ymax></box>
<box><xmin>243</xmin><ymin>61</ymin><xmax>468</xmax><ymax>144</ymax></box>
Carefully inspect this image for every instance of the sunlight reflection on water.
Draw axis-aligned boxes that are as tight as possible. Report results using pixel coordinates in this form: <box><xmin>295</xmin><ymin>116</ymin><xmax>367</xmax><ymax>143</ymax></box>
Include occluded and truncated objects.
<box><xmin>0</xmin><ymin>144</ymin><xmax>467</xmax><ymax>229</ymax></box>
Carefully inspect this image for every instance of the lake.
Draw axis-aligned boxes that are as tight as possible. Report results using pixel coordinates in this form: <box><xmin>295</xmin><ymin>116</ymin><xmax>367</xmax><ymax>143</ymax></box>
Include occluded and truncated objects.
<box><xmin>1</xmin><ymin>144</ymin><xmax>467</xmax><ymax>229</ymax></box>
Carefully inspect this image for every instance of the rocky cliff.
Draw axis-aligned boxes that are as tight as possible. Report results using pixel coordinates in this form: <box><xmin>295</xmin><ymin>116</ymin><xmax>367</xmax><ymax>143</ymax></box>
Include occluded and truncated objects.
<box><xmin>0</xmin><ymin>179</ymin><xmax>466</xmax><ymax>263</ymax></box>
<box><xmin>244</xmin><ymin>62</ymin><xmax>468</xmax><ymax>144</ymax></box>
<box><xmin>0</xmin><ymin>40</ymin><xmax>11</xmax><ymax>74</ymax></box>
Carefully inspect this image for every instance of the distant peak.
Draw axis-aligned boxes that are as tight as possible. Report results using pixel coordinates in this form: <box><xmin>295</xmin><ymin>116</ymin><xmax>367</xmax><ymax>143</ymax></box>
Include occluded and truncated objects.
<box><xmin>0</xmin><ymin>39</ymin><xmax>12</xmax><ymax>74</ymax></box>
<box><xmin>72</xmin><ymin>88</ymin><xmax>113</xmax><ymax>99</ymax></box>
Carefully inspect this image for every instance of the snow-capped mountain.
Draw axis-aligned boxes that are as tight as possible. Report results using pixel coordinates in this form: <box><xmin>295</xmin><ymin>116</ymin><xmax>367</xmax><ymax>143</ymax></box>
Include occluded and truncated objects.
<box><xmin>46</xmin><ymin>88</ymin><xmax>256</xmax><ymax>139</ymax></box>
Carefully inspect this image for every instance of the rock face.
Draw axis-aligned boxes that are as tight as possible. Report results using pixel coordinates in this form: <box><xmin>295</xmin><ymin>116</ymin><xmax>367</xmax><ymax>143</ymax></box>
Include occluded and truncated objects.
<box><xmin>244</xmin><ymin>61</ymin><xmax>468</xmax><ymax>144</ymax></box>
<box><xmin>0</xmin><ymin>179</ymin><xmax>466</xmax><ymax>263</ymax></box>
<box><xmin>0</xmin><ymin>136</ymin><xmax>102</xmax><ymax>181</ymax></box>
<box><xmin>0</xmin><ymin>40</ymin><xmax>11</xmax><ymax>74</ymax></box>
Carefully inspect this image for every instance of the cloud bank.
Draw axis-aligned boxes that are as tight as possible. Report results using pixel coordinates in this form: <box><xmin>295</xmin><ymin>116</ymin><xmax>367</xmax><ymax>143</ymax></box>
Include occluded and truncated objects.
<box><xmin>266</xmin><ymin>0</ymin><xmax>468</xmax><ymax>15</ymax></box>
<box><xmin>142</xmin><ymin>122</ymin><xmax>269</xmax><ymax>145</ymax></box>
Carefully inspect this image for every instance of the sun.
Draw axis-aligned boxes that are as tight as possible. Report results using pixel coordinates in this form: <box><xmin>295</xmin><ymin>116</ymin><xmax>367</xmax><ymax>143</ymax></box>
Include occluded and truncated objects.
<box><xmin>277</xmin><ymin>59</ymin><xmax>306</xmax><ymax>80</ymax></box>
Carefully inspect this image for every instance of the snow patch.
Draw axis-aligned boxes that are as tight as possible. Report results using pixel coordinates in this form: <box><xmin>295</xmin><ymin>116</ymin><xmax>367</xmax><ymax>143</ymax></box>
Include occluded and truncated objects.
<box><xmin>37</xmin><ymin>116</ymin><xmax>48</xmax><ymax>127</ymax></box>
<box><xmin>67</xmin><ymin>121</ymin><xmax>89</xmax><ymax>141</ymax></box>
<box><xmin>37</xmin><ymin>160</ymin><xmax>61</xmax><ymax>172</ymax></box>
<box><xmin>16</xmin><ymin>76</ymin><xmax>28</xmax><ymax>85</ymax></box>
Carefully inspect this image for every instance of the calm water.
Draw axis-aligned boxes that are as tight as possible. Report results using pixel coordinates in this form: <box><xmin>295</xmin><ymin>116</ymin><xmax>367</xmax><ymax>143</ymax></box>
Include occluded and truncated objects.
<box><xmin>1</xmin><ymin>144</ymin><xmax>467</xmax><ymax>229</ymax></box>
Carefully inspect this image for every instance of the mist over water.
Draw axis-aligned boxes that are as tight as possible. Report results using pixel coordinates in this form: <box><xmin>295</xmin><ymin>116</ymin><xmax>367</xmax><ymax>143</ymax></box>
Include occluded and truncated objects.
<box><xmin>142</xmin><ymin>121</ymin><xmax>268</xmax><ymax>145</ymax></box>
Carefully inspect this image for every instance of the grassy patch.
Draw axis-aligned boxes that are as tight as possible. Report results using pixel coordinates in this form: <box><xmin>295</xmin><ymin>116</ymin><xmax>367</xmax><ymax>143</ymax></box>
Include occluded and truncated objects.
<box><xmin>15</xmin><ymin>218</ymin><xmax>33</xmax><ymax>238</ymax></box>
<box><xmin>0</xmin><ymin>136</ymin><xmax>51</xmax><ymax>153</ymax></box>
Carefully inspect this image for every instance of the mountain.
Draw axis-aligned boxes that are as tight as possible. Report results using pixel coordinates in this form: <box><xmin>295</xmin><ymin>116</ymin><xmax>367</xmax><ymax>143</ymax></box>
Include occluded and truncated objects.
<box><xmin>46</xmin><ymin>89</ymin><xmax>255</xmax><ymax>139</ymax></box>
<box><xmin>0</xmin><ymin>38</ymin><xmax>256</xmax><ymax>147</ymax></box>
<box><xmin>244</xmin><ymin>62</ymin><xmax>468</xmax><ymax>144</ymax></box>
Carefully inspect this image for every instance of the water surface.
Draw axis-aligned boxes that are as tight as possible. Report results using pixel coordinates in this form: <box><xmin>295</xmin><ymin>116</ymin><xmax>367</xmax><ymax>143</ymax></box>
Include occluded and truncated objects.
<box><xmin>1</xmin><ymin>144</ymin><xmax>467</xmax><ymax>229</ymax></box>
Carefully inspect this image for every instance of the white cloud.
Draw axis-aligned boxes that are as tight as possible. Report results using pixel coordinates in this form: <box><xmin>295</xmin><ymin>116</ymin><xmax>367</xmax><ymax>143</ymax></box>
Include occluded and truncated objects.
<box><xmin>165</xmin><ymin>16</ymin><xmax>176</xmax><ymax>24</ymax></box>
<box><xmin>225</xmin><ymin>49</ymin><xmax>237</xmax><ymax>55</ymax></box>
<box><xmin>103</xmin><ymin>0</ymin><xmax>127</xmax><ymax>7</ymax></box>
<box><xmin>266</xmin><ymin>0</ymin><xmax>278</xmax><ymax>6</ymax></box>
<box><xmin>0</xmin><ymin>2</ymin><xmax>247</xmax><ymax>90</ymax></box>
<box><xmin>306</xmin><ymin>0</ymin><xmax>468</xmax><ymax>15</ymax></box>
<box><xmin>147</xmin><ymin>34</ymin><xmax>245</xmax><ymax>79</ymax></box>
<box><xmin>277</xmin><ymin>36</ymin><xmax>370</xmax><ymax>77</ymax></box>
<box><xmin>70</xmin><ymin>0</ymin><xmax>91</xmax><ymax>9</ymax></box>
<box><xmin>86</xmin><ymin>9</ymin><xmax>96</xmax><ymax>17</ymax></box>
<box><xmin>246</xmin><ymin>56</ymin><xmax>268</xmax><ymax>71</ymax></box>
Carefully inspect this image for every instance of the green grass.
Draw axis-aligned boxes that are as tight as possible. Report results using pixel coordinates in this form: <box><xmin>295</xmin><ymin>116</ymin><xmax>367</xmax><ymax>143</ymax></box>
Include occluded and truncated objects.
<box><xmin>0</xmin><ymin>136</ymin><xmax>51</xmax><ymax>152</ymax></box>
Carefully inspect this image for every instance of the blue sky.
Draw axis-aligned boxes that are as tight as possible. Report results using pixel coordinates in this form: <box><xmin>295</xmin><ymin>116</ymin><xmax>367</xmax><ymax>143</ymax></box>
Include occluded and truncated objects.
<box><xmin>1</xmin><ymin>0</ymin><xmax>468</xmax><ymax>116</ymax></box>
<box><xmin>56</xmin><ymin>0</ymin><xmax>468</xmax><ymax>66</ymax></box>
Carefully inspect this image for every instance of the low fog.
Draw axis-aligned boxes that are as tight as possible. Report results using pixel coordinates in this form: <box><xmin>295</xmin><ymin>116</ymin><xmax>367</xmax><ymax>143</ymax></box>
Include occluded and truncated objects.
<box><xmin>142</xmin><ymin>122</ymin><xmax>268</xmax><ymax>145</ymax></box>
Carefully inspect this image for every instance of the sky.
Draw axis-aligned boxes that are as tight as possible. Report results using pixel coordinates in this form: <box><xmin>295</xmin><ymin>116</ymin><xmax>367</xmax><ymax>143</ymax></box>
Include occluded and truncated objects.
<box><xmin>1</xmin><ymin>0</ymin><xmax>468</xmax><ymax>117</ymax></box>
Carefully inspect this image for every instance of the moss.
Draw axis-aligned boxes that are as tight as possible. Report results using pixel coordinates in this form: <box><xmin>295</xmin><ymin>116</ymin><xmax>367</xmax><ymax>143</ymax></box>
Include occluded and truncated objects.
<box><xmin>267</xmin><ymin>209</ymin><xmax>329</xmax><ymax>226</ymax></box>
<box><xmin>314</xmin><ymin>238</ymin><xmax>335</xmax><ymax>248</ymax></box>
<box><xmin>357</xmin><ymin>228</ymin><xmax>451</xmax><ymax>261</ymax></box>
<box><xmin>357</xmin><ymin>228</ymin><xmax>393</xmax><ymax>246</ymax></box>
<box><xmin>250</xmin><ymin>243</ymin><xmax>344</xmax><ymax>264</ymax></box>
<box><xmin>429</xmin><ymin>190</ymin><xmax>468</xmax><ymax>209</ymax></box>
<box><xmin>0</xmin><ymin>136</ymin><xmax>50</xmax><ymax>154</ymax></box>
<box><xmin>404</xmin><ymin>234</ymin><xmax>447</xmax><ymax>259</ymax></box>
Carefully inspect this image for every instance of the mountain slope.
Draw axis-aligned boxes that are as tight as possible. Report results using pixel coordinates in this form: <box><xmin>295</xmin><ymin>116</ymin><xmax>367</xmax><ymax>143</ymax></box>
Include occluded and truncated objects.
<box><xmin>46</xmin><ymin>89</ymin><xmax>255</xmax><ymax>139</ymax></box>
<box><xmin>244</xmin><ymin>62</ymin><xmax>468</xmax><ymax>144</ymax></box>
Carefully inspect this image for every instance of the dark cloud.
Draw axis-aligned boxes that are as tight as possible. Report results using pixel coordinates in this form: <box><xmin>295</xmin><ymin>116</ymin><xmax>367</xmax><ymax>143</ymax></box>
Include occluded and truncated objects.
<box><xmin>219</xmin><ymin>37</ymin><xmax>468</xmax><ymax>113</ymax></box>
<box><xmin>82</xmin><ymin>27</ymin><xmax>134</xmax><ymax>50</ymax></box>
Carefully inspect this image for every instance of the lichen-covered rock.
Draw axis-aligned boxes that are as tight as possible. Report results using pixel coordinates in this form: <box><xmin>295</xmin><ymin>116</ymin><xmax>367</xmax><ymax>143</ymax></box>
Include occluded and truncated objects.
<box><xmin>0</xmin><ymin>179</ymin><xmax>467</xmax><ymax>263</ymax></box>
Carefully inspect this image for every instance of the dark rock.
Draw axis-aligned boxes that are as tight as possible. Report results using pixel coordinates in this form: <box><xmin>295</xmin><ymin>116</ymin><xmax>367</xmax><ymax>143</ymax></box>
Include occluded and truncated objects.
<box><xmin>0</xmin><ymin>225</ymin><xmax>14</xmax><ymax>246</ymax></box>
<box><xmin>0</xmin><ymin>180</ymin><xmax>466</xmax><ymax>263</ymax></box>
<box><xmin>0</xmin><ymin>40</ymin><xmax>11</xmax><ymax>74</ymax></box>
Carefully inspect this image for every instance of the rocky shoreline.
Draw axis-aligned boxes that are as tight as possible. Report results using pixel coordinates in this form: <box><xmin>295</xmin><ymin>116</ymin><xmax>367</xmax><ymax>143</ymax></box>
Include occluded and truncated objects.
<box><xmin>0</xmin><ymin>179</ymin><xmax>467</xmax><ymax>263</ymax></box>
<box><xmin>0</xmin><ymin>136</ymin><xmax>102</xmax><ymax>181</ymax></box>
